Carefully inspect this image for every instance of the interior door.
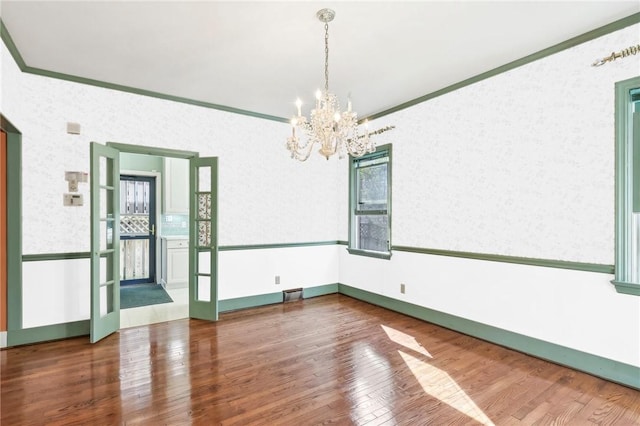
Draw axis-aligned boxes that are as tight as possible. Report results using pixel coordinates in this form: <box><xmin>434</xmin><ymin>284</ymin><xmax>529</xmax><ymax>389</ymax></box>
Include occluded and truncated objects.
<box><xmin>120</xmin><ymin>175</ymin><xmax>156</xmax><ymax>285</ymax></box>
<box><xmin>189</xmin><ymin>157</ymin><xmax>218</xmax><ymax>321</ymax></box>
<box><xmin>90</xmin><ymin>142</ymin><xmax>120</xmax><ymax>343</ymax></box>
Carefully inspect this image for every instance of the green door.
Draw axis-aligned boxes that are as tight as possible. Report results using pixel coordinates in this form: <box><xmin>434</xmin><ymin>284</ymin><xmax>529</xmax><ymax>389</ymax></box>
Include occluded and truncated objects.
<box><xmin>189</xmin><ymin>157</ymin><xmax>218</xmax><ymax>320</ymax></box>
<box><xmin>90</xmin><ymin>142</ymin><xmax>120</xmax><ymax>343</ymax></box>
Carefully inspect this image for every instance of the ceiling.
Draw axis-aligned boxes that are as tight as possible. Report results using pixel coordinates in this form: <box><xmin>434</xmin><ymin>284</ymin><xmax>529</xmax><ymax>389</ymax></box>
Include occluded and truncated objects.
<box><xmin>1</xmin><ymin>1</ymin><xmax>639</xmax><ymax>121</ymax></box>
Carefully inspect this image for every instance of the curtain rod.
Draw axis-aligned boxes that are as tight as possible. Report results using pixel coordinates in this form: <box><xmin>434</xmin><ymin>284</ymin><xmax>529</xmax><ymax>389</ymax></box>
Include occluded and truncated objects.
<box><xmin>592</xmin><ymin>44</ymin><xmax>640</xmax><ymax>66</ymax></box>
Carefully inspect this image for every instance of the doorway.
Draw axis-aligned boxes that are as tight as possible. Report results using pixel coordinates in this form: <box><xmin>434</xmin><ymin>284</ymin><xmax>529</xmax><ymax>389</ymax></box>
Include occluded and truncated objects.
<box><xmin>90</xmin><ymin>142</ymin><xmax>218</xmax><ymax>342</ymax></box>
<box><xmin>119</xmin><ymin>175</ymin><xmax>157</xmax><ymax>285</ymax></box>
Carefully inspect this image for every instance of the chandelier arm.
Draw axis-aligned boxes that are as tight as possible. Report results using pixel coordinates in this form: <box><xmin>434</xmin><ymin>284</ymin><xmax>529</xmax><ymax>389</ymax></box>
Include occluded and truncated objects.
<box><xmin>295</xmin><ymin>139</ymin><xmax>316</xmax><ymax>161</ymax></box>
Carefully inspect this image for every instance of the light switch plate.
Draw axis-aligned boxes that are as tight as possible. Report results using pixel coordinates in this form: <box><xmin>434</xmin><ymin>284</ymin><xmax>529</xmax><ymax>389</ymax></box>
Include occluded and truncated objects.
<box><xmin>63</xmin><ymin>193</ymin><xmax>84</xmax><ymax>206</ymax></box>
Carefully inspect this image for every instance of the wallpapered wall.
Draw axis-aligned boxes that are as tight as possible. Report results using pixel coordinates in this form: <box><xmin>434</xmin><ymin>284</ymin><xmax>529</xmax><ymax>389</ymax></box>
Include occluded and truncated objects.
<box><xmin>4</xmin><ymin>24</ymin><xmax>638</xmax><ymax>261</ymax></box>
<box><xmin>339</xmin><ymin>23</ymin><xmax>640</xmax><ymax>265</ymax></box>
<box><xmin>1</xmin><ymin>42</ymin><xmax>341</xmax><ymax>254</ymax></box>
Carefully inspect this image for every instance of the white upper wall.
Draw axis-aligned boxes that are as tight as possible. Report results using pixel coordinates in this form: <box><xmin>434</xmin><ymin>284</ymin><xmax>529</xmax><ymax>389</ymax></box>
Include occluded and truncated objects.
<box><xmin>340</xmin><ymin>23</ymin><xmax>640</xmax><ymax>265</ymax></box>
<box><xmin>1</xmin><ymin>42</ymin><xmax>341</xmax><ymax>254</ymax></box>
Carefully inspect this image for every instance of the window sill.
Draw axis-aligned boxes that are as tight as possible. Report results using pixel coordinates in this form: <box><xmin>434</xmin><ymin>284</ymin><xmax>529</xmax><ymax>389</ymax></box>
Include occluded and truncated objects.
<box><xmin>347</xmin><ymin>248</ymin><xmax>392</xmax><ymax>260</ymax></box>
<box><xmin>611</xmin><ymin>280</ymin><xmax>640</xmax><ymax>296</ymax></box>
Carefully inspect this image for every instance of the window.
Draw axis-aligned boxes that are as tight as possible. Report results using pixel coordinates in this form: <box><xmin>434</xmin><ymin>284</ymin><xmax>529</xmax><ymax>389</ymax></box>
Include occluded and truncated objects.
<box><xmin>348</xmin><ymin>144</ymin><xmax>391</xmax><ymax>259</ymax></box>
<box><xmin>612</xmin><ymin>77</ymin><xmax>640</xmax><ymax>296</ymax></box>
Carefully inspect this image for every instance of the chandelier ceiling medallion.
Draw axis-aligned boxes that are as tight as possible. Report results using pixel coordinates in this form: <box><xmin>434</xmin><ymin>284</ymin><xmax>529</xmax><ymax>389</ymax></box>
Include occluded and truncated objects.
<box><xmin>286</xmin><ymin>8</ymin><xmax>394</xmax><ymax>161</ymax></box>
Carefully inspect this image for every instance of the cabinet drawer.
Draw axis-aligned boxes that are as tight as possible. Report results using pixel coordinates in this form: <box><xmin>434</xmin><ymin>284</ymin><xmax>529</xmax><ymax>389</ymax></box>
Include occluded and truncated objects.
<box><xmin>166</xmin><ymin>239</ymin><xmax>189</xmax><ymax>249</ymax></box>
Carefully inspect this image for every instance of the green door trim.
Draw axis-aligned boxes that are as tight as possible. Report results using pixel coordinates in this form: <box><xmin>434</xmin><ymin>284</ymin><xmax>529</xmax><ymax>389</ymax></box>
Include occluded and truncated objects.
<box><xmin>107</xmin><ymin>142</ymin><xmax>221</xmax><ymax>321</ymax></box>
<box><xmin>106</xmin><ymin>142</ymin><xmax>198</xmax><ymax>159</ymax></box>
<box><xmin>1</xmin><ymin>115</ymin><xmax>22</xmax><ymax>340</ymax></box>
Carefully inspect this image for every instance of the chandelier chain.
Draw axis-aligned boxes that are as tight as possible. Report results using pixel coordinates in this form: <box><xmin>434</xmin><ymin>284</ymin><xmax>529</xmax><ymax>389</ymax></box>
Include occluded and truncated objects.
<box><xmin>324</xmin><ymin>22</ymin><xmax>329</xmax><ymax>93</ymax></box>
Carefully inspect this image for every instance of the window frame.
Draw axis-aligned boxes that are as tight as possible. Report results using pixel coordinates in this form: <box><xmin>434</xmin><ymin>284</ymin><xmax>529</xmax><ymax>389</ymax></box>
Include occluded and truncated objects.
<box><xmin>348</xmin><ymin>143</ymin><xmax>392</xmax><ymax>259</ymax></box>
<box><xmin>612</xmin><ymin>76</ymin><xmax>640</xmax><ymax>296</ymax></box>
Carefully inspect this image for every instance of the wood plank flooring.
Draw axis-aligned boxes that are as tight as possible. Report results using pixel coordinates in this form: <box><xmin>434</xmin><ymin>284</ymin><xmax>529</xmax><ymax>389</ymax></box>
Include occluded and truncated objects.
<box><xmin>1</xmin><ymin>294</ymin><xmax>639</xmax><ymax>425</ymax></box>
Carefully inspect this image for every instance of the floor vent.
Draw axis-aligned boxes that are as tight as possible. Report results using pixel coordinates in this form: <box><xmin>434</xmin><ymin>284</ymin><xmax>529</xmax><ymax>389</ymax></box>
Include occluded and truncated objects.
<box><xmin>283</xmin><ymin>288</ymin><xmax>303</xmax><ymax>302</ymax></box>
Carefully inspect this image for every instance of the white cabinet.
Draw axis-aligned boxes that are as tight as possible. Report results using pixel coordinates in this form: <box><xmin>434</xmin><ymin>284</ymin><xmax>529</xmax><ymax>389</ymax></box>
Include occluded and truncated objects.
<box><xmin>163</xmin><ymin>157</ymin><xmax>189</xmax><ymax>214</ymax></box>
<box><xmin>161</xmin><ymin>238</ymin><xmax>189</xmax><ymax>289</ymax></box>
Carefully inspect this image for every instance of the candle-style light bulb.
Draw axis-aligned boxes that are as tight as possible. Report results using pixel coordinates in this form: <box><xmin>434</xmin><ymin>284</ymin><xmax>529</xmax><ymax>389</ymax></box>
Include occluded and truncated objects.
<box><xmin>334</xmin><ymin>112</ymin><xmax>341</xmax><ymax>123</ymax></box>
<box><xmin>295</xmin><ymin>99</ymin><xmax>302</xmax><ymax>116</ymax></box>
<box><xmin>347</xmin><ymin>98</ymin><xmax>352</xmax><ymax>112</ymax></box>
<box><xmin>315</xmin><ymin>90</ymin><xmax>322</xmax><ymax>101</ymax></box>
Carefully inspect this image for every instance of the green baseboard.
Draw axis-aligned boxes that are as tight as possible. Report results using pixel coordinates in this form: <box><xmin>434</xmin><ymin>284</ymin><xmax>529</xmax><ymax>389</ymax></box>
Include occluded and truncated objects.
<box><xmin>219</xmin><ymin>292</ymin><xmax>282</xmax><ymax>312</ymax></box>
<box><xmin>218</xmin><ymin>283</ymin><xmax>339</xmax><ymax>312</ymax></box>
<box><xmin>7</xmin><ymin>320</ymin><xmax>90</xmax><ymax>347</ymax></box>
<box><xmin>303</xmin><ymin>283</ymin><xmax>339</xmax><ymax>298</ymax></box>
<box><xmin>6</xmin><ymin>284</ymin><xmax>638</xmax><ymax>390</ymax></box>
<box><xmin>338</xmin><ymin>284</ymin><xmax>640</xmax><ymax>390</ymax></box>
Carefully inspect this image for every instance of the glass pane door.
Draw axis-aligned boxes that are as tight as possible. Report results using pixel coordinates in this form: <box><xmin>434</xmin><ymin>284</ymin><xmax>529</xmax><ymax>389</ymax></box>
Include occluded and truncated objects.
<box><xmin>189</xmin><ymin>157</ymin><xmax>218</xmax><ymax>321</ymax></box>
<box><xmin>90</xmin><ymin>142</ymin><xmax>120</xmax><ymax>343</ymax></box>
<box><xmin>119</xmin><ymin>175</ymin><xmax>156</xmax><ymax>285</ymax></box>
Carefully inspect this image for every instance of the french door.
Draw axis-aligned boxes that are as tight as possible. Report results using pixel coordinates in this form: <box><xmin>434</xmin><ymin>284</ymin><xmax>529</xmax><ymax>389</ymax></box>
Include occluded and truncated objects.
<box><xmin>189</xmin><ymin>157</ymin><xmax>218</xmax><ymax>321</ymax></box>
<box><xmin>90</xmin><ymin>143</ymin><xmax>120</xmax><ymax>343</ymax></box>
<box><xmin>90</xmin><ymin>142</ymin><xmax>219</xmax><ymax>343</ymax></box>
<box><xmin>119</xmin><ymin>175</ymin><xmax>156</xmax><ymax>285</ymax></box>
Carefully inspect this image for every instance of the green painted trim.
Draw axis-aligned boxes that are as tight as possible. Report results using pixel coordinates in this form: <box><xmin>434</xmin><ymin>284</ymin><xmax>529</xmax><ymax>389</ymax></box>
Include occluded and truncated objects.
<box><xmin>219</xmin><ymin>241</ymin><xmax>341</xmax><ymax>251</ymax></box>
<box><xmin>364</xmin><ymin>13</ymin><xmax>640</xmax><ymax>121</ymax></box>
<box><xmin>2</xmin><ymin>115</ymin><xmax>23</xmax><ymax>332</ymax></box>
<box><xmin>0</xmin><ymin>20</ymin><xmax>286</xmax><ymax>124</ymax></box>
<box><xmin>346</xmin><ymin>248</ymin><xmax>392</xmax><ymax>260</ymax></box>
<box><xmin>19</xmin><ymin>242</ymin><xmax>612</xmax><ymax>275</ymax></box>
<box><xmin>7</xmin><ymin>320</ymin><xmax>89</xmax><ymax>347</ymax></box>
<box><xmin>3</xmin><ymin>283</ymin><xmax>338</xmax><ymax>346</ymax></box>
<box><xmin>106</xmin><ymin>142</ymin><xmax>198</xmax><ymax>159</ymax></box>
<box><xmin>6</xmin><ymin>281</ymin><xmax>639</xmax><ymax>389</ymax></box>
<box><xmin>4</xmin><ymin>14</ymin><xmax>639</xmax><ymax>125</ymax></box>
<box><xmin>22</xmin><ymin>252</ymin><xmax>90</xmax><ymax>262</ymax></box>
<box><xmin>610</xmin><ymin>280</ymin><xmax>640</xmax><ymax>296</ymax></box>
<box><xmin>219</xmin><ymin>292</ymin><xmax>283</xmax><ymax>313</ymax></box>
<box><xmin>613</xmin><ymin>76</ymin><xmax>640</xmax><ymax>294</ymax></box>
<box><xmin>219</xmin><ymin>283</ymin><xmax>340</xmax><ymax>312</ymax></box>
<box><xmin>0</xmin><ymin>20</ymin><xmax>26</xmax><ymax>69</ymax></box>
<box><xmin>338</xmin><ymin>284</ymin><xmax>640</xmax><ymax>390</ymax></box>
<box><xmin>393</xmin><ymin>245</ymin><xmax>614</xmax><ymax>274</ymax></box>
<box><xmin>302</xmin><ymin>283</ymin><xmax>339</xmax><ymax>298</ymax></box>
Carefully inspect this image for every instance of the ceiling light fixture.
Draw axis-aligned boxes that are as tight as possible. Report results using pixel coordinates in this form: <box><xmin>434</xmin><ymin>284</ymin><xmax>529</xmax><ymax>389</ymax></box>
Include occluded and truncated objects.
<box><xmin>286</xmin><ymin>8</ymin><xmax>394</xmax><ymax>161</ymax></box>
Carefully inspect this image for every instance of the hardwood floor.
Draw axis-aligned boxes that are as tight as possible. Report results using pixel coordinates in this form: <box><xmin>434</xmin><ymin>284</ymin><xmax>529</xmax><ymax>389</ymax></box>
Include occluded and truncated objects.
<box><xmin>1</xmin><ymin>294</ymin><xmax>639</xmax><ymax>425</ymax></box>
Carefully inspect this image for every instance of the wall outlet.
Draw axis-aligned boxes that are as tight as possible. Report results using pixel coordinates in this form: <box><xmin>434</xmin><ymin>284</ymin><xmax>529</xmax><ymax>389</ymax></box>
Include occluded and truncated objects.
<box><xmin>275</xmin><ymin>275</ymin><xmax>280</xmax><ymax>285</ymax></box>
<box><xmin>400</xmin><ymin>283</ymin><xmax>406</xmax><ymax>294</ymax></box>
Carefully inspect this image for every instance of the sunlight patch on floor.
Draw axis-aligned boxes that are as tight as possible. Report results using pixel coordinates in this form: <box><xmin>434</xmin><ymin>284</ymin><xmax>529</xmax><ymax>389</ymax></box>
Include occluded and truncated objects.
<box><xmin>381</xmin><ymin>324</ymin><xmax>432</xmax><ymax>358</ymax></box>
<box><xmin>398</xmin><ymin>350</ymin><xmax>495</xmax><ymax>425</ymax></box>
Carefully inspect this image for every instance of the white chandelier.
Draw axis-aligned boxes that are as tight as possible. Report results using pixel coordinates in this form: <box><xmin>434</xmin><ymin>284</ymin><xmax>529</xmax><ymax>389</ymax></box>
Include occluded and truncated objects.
<box><xmin>286</xmin><ymin>8</ymin><xmax>394</xmax><ymax>161</ymax></box>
